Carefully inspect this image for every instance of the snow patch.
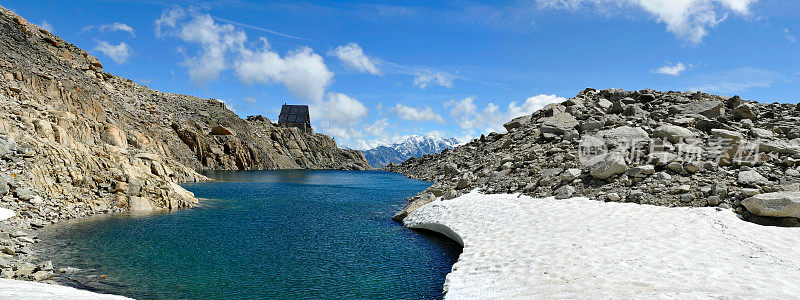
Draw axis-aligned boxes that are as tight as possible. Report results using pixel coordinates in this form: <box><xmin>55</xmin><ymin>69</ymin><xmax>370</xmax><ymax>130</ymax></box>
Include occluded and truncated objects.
<box><xmin>404</xmin><ymin>191</ymin><xmax>800</xmax><ymax>298</ymax></box>
<box><xmin>0</xmin><ymin>207</ymin><xmax>14</xmax><ymax>221</ymax></box>
<box><xmin>0</xmin><ymin>279</ymin><xmax>131</xmax><ymax>299</ymax></box>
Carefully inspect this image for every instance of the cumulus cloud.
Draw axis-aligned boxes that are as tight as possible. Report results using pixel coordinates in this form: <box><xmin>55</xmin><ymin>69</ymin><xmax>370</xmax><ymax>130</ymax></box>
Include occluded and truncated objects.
<box><xmin>296</xmin><ymin>92</ymin><xmax>376</xmax><ymax>149</ymax></box>
<box><xmin>508</xmin><ymin>94</ymin><xmax>567</xmax><ymax>117</ymax></box>
<box><xmin>446</xmin><ymin>94</ymin><xmax>565</xmax><ymax>133</ymax></box>
<box><xmin>155</xmin><ymin>7</ymin><xmax>333</xmax><ymax>100</ymax></box>
<box><xmin>94</xmin><ymin>40</ymin><xmax>132</xmax><ymax>64</ymax></box>
<box><xmin>311</xmin><ymin>93</ymin><xmax>369</xmax><ymax>127</ymax></box>
<box><xmin>414</xmin><ymin>71</ymin><xmax>455</xmax><ymax>89</ymax></box>
<box><xmin>82</xmin><ymin>23</ymin><xmax>136</xmax><ymax>37</ymax></box>
<box><xmin>183</xmin><ymin>14</ymin><xmax>244</xmax><ymax>84</ymax></box>
<box><xmin>155</xmin><ymin>7</ymin><xmax>186</xmax><ymax>38</ymax></box>
<box><xmin>237</xmin><ymin>40</ymin><xmax>333</xmax><ymax>101</ymax></box>
<box><xmin>329</xmin><ymin>43</ymin><xmax>382</xmax><ymax>75</ymax></box>
<box><xmin>392</xmin><ymin>104</ymin><xmax>445</xmax><ymax>123</ymax></box>
<box><xmin>365</xmin><ymin>118</ymin><xmax>389</xmax><ymax>136</ymax></box>
<box><xmin>653</xmin><ymin>62</ymin><xmax>687</xmax><ymax>76</ymax></box>
<box><xmin>537</xmin><ymin>0</ymin><xmax>757</xmax><ymax>44</ymax></box>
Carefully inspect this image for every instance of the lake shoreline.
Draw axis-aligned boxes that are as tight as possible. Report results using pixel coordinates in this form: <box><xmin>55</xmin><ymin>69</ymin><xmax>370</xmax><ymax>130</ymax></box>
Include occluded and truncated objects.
<box><xmin>14</xmin><ymin>170</ymin><xmax>458</xmax><ymax>299</ymax></box>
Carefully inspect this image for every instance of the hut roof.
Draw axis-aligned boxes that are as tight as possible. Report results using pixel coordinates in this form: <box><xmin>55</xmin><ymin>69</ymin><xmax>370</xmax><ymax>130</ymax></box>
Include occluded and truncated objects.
<box><xmin>278</xmin><ymin>105</ymin><xmax>310</xmax><ymax>124</ymax></box>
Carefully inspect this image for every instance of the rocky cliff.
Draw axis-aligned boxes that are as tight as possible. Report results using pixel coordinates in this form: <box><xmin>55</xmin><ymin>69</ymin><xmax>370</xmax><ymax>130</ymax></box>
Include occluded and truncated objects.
<box><xmin>0</xmin><ymin>5</ymin><xmax>370</xmax><ymax>232</ymax></box>
<box><xmin>389</xmin><ymin>88</ymin><xmax>800</xmax><ymax>226</ymax></box>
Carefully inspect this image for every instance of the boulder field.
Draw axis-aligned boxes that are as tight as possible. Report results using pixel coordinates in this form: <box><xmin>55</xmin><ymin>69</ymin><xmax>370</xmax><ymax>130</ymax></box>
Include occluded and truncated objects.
<box><xmin>389</xmin><ymin>88</ymin><xmax>800</xmax><ymax>226</ymax></box>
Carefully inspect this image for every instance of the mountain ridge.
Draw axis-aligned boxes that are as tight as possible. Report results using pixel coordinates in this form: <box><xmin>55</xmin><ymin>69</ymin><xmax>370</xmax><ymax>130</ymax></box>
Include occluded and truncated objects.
<box><xmin>362</xmin><ymin>135</ymin><xmax>459</xmax><ymax>168</ymax></box>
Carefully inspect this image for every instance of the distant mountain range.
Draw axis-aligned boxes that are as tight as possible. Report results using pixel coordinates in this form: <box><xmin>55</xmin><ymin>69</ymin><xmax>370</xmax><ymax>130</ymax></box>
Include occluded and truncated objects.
<box><xmin>362</xmin><ymin>135</ymin><xmax>460</xmax><ymax>168</ymax></box>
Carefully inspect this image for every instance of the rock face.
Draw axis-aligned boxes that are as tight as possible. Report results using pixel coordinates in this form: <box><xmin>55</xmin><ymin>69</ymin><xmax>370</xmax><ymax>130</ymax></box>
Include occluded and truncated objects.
<box><xmin>0</xmin><ymin>5</ymin><xmax>370</xmax><ymax>229</ymax></box>
<box><xmin>388</xmin><ymin>88</ymin><xmax>800</xmax><ymax>221</ymax></box>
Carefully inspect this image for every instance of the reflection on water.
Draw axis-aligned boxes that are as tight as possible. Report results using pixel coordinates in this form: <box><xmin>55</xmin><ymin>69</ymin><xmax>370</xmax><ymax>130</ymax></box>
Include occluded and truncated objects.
<box><xmin>38</xmin><ymin>170</ymin><xmax>461</xmax><ymax>299</ymax></box>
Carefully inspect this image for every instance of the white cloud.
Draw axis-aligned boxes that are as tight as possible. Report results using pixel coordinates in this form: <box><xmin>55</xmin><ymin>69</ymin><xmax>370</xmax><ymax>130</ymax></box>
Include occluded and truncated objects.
<box><xmin>414</xmin><ymin>71</ymin><xmax>455</xmax><ymax>89</ymax></box>
<box><xmin>83</xmin><ymin>23</ymin><xmax>136</xmax><ymax>37</ymax></box>
<box><xmin>508</xmin><ymin>94</ymin><xmax>566</xmax><ymax>117</ymax></box>
<box><xmin>392</xmin><ymin>104</ymin><xmax>445</xmax><ymax>123</ymax></box>
<box><xmin>303</xmin><ymin>93</ymin><xmax>374</xmax><ymax>149</ymax></box>
<box><xmin>446</xmin><ymin>94</ymin><xmax>565</xmax><ymax>134</ymax></box>
<box><xmin>39</xmin><ymin>21</ymin><xmax>54</xmax><ymax>32</ymax></box>
<box><xmin>537</xmin><ymin>0</ymin><xmax>757</xmax><ymax>44</ymax></box>
<box><xmin>445</xmin><ymin>97</ymin><xmax>504</xmax><ymax>133</ymax></box>
<box><xmin>156</xmin><ymin>7</ymin><xmax>333</xmax><ymax>100</ymax></box>
<box><xmin>155</xmin><ymin>7</ymin><xmax>186</xmax><ymax>38</ymax></box>
<box><xmin>785</xmin><ymin>28</ymin><xmax>796</xmax><ymax>43</ymax></box>
<box><xmin>311</xmin><ymin>93</ymin><xmax>368</xmax><ymax>127</ymax></box>
<box><xmin>156</xmin><ymin>8</ymin><xmax>246</xmax><ymax>85</ymax></box>
<box><xmin>237</xmin><ymin>41</ymin><xmax>333</xmax><ymax>102</ymax></box>
<box><xmin>180</xmin><ymin>14</ymin><xmax>246</xmax><ymax>85</ymax></box>
<box><xmin>365</xmin><ymin>118</ymin><xmax>389</xmax><ymax>136</ymax></box>
<box><xmin>653</xmin><ymin>62</ymin><xmax>687</xmax><ymax>76</ymax></box>
<box><xmin>688</xmin><ymin>67</ymin><xmax>782</xmax><ymax>93</ymax></box>
<box><xmin>329</xmin><ymin>43</ymin><xmax>382</xmax><ymax>75</ymax></box>
<box><xmin>94</xmin><ymin>40</ymin><xmax>132</xmax><ymax>64</ymax></box>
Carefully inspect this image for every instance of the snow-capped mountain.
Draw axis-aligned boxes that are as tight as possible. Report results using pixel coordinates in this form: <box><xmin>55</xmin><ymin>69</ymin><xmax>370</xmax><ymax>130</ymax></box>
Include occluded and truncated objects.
<box><xmin>362</xmin><ymin>135</ymin><xmax>460</xmax><ymax>168</ymax></box>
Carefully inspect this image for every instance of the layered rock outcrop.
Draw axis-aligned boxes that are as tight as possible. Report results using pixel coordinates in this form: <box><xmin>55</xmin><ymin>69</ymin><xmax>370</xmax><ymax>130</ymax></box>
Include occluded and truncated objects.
<box><xmin>389</xmin><ymin>88</ymin><xmax>800</xmax><ymax>224</ymax></box>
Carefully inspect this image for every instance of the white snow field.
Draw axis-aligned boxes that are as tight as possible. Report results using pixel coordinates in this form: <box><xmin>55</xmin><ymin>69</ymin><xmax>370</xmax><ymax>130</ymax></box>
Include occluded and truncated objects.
<box><xmin>0</xmin><ymin>278</ymin><xmax>131</xmax><ymax>299</ymax></box>
<box><xmin>404</xmin><ymin>191</ymin><xmax>800</xmax><ymax>299</ymax></box>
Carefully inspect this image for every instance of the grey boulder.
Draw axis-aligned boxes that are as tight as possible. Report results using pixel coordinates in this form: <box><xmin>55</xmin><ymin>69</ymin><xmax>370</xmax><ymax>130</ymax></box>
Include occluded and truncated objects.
<box><xmin>742</xmin><ymin>192</ymin><xmax>800</xmax><ymax>218</ymax></box>
<box><xmin>589</xmin><ymin>153</ymin><xmax>628</xmax><ymax>180</ymax></box>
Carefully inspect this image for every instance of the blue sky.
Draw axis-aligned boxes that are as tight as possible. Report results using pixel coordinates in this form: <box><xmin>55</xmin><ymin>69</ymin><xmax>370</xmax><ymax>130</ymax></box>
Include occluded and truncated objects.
<box><xmin>5</xmin><ymin>0</ymin><xmax>799</xmax><ymax>149</ymax></box>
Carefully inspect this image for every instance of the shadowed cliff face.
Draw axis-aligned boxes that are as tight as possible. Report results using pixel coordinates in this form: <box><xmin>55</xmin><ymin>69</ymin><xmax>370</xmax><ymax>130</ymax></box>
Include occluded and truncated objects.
<box><xmin>0</xmin><ymin>5</ymin><xmax>370</xmax><ymax>228</ymax></box>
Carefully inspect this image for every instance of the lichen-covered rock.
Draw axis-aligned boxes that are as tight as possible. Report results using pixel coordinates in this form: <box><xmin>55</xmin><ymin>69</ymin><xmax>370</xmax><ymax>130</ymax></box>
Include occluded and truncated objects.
<box><xmin>589</xmin><ymin>154</ymin><xmax>628</xmax><ymax>180</ymax></box>
<box><xmin>743</xmin><ymin>192</ymin><xmax>800</xmax><ymax>218</ymax></box>
<box><xmin>653</xmin><ymin>125</ymin><xmax>696</xmax><ymax>143</ymax></box>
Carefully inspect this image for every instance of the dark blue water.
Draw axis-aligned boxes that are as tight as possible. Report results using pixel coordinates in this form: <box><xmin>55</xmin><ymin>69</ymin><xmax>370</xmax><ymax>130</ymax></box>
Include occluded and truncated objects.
<box><xmin>39</xmin><ymin>170</ymin><xmax>461</xmax><ymax>299</ymax></box>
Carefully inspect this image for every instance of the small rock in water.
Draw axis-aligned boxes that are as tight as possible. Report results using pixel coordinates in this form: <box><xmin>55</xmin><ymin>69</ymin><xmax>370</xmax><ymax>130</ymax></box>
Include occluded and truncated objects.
<box><xmin>58</xmin><ymin>267</ymin><xmax>81</xmax><ymax>274</ymax></box>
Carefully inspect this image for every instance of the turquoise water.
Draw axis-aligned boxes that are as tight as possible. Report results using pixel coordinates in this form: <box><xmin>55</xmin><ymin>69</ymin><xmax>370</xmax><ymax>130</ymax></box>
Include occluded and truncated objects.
<box><xmin>39</xmin><ymin>170</ymin><xmax>461</xmax><ymax>299</ymax></box>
